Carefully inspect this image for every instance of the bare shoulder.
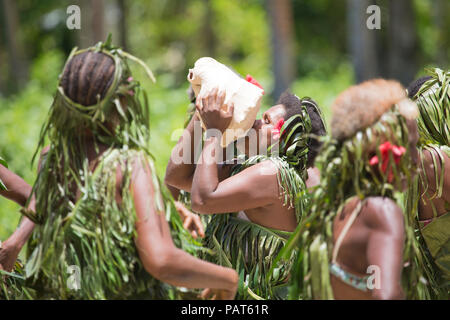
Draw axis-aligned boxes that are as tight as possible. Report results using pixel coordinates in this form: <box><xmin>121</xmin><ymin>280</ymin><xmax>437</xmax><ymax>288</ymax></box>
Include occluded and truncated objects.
<box><xmin>128</xmin><ymin>151</ymin><xmax>153</xmax><ymax>177</ymax></box>
<box><xmin>244</xmin><ymin>160</ymin><xmax>278</xmax><ymax>177</ymax></box>
<box><xmin>306</xmin><ymin>166</ymin><xmax>320</xmax><ymax>188</ymax></box>
<box><xmin>361</xmin><ymin>197</ymin><xmax>404</xmax><ymax>234</ymax></box>
<box><xmin>230</xmin><ymin>160</ymin><xmax>279</xmax><ymax>189</ymax></box>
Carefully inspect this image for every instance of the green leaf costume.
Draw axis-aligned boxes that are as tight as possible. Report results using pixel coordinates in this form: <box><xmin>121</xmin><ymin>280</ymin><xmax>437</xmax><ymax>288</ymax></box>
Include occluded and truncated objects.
<box><xmin>203</xmin><ymin>98</ymin><xmax>322</xmax><ymax>299</ymax></box>
<box><xmin>409</xmin><ymin>68</ymin><xmax>450</xmax><ymax>294</ymax></box>
<box><xmin>1</xmin><ymin>39</ymin><xmax>200</xmax><ymax>299</ymax></box>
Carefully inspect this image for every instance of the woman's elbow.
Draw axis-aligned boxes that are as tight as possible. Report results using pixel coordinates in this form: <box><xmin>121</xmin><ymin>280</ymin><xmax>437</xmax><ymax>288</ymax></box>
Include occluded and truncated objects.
<box><xmin>141</xmin><ymin>247</ymin><xmax>178</xmax><ymax>282</ymax></box>
<box><xmin>191</xmin><ymin>199</ymin><xmax>205</xmax><ymax>214</ymax></box>
<box><xmin>190</xmin><ymin>192</ymin><xmax>212</xmax><ymax>214</ymax></box>
<box><xmin>164</xmin><ymin>169</ymin><xmax>177</xmax><ymax>188</ymax></box>
<box><xmin>164</xmin><ymin>169</ymin><xmax>191</xmax><ymax>191</ymax></box>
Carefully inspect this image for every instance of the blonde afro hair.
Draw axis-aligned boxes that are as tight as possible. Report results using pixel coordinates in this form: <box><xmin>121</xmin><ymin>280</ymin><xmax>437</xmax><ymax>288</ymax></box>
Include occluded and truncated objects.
<box><xmin>331</xmin><ymin>79</ymin><xmax>414</xmax><ymax>140</ymax></box>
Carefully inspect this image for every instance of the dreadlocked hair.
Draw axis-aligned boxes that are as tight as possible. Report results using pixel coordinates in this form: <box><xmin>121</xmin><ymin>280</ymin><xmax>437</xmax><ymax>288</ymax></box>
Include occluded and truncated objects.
<box><xmin>31</xmin><ymin>38</ymin><xmax>156</xmax><ymax>163</ymax></box>
<box><xmin>407</xmin><ymin>76</ymin><xmax>433</xmax><ymax>99</ymax></box>
<box><xmin>60</xmin><ymin>51</ymin><xmax>116</xmax><ymax>107</ymax></box>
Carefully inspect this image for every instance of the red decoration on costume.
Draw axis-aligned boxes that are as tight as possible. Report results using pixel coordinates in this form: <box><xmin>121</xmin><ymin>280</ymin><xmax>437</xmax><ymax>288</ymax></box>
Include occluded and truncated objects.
<box><xmin>246</xmin><ymin>74</ymin><xmax>265</xmax><ymax>94</ymax></box>
<box><xmin>369</xmin><ymin>141</ymin><xmax>406</xmax><ymax>182</ymax></box>
<box><xmin>272</xmin><ymin>118</ymin><xmax>285</xmax><ymax>140</ymax></box>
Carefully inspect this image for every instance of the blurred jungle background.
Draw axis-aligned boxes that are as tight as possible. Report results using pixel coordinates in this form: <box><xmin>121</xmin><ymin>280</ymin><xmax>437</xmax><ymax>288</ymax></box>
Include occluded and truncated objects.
<box><xmin>0</xmin><ymin>0</ymin><xmax>449</xmax><ymax>240</ymax></box>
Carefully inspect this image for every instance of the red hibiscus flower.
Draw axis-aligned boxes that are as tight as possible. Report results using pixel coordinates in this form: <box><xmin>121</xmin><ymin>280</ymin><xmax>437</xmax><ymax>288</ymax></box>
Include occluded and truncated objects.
<box><xmin>369</xmin><ymin>141</ymin><xmax>406</xmax><ymax>182</ymax></box>
<box><xmin>246</xmin><ymin>74</ymin><xmax>265</xmax><ymax>94</ymax></box>
<box><xmin>272</xmin><ymin>118</ymin><xmax>285</xmax><ymax>140</ymax></box>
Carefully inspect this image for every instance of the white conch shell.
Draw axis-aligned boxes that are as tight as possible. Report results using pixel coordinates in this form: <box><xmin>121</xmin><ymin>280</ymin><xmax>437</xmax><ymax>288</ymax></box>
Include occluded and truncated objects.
<box><xmin>187</xmin><ymin>57</ymin><xmax>264</xmax><ymax>147</ymax></box>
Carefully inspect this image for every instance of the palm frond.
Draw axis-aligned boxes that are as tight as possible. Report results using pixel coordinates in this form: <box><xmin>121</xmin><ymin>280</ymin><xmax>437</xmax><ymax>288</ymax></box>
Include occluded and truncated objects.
<box><xmin>203</xmin><ymin>214</ymin><xmax>296</xmax><ymax>299</ymax></box>
<box><xmin>415</xmin><ymin>68</ymin><xmax>450</xmax><ymax>147</ymax></box>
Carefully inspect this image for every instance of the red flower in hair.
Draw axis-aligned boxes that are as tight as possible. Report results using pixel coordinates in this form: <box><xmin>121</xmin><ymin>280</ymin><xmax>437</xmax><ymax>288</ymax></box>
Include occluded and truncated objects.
<box><xmin>246</xmin><ymin>74</ymin><xmax>265</xmax><ymax>94</ymax></box>
<box><xmin>369</xmin><ymin>141</ymin><xmax>406</xmax><ymax>182</ymax></box>
<box><xmin>272</xmin><ymin>118</ymin><xmax>285</xmax><ymax>140</ymax></box>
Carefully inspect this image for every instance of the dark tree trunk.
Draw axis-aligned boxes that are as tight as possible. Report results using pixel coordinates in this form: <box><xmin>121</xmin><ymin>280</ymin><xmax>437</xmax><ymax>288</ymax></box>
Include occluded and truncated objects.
<box><xmin>77</xmin><ymin>0</ymin><xmax>91</xmax><ymax>48</ymax></box>
<box><xmin>347</xmin><ymin>0</ymin><xmax>381</xmax><ymax>83</ymax></box>
<box><xmin>1</xmin><ymin>0</ymin><xmax>28</xmax><ymax>93</ymax></box>
<box><xmin>433</xmin><ymin>0</ymin><xmax>449</xmax><ymax>66</ymax></box>
<box><xmin>266</xmin><ymin>0</ymin><xmax>296</xmax><ymax>100</ymax></box>
<box><xmin>118</xmin><ymin>0</ymin><xmax>128</xmax><ymax>51</ymax></box>
<box><xmin>201</xmin><ymin>0</ymin><xmax>216</xmax><ymax>57</ymax></box>
<box><xmin>92</xmin><ymin>0</ymin><xmax>105</xmax><ymax>43</ymax></box>
<box><xmin>76</xmin><ymin>0</ymin><xmax>105</xmax><ymax>47</ymax></box>
<box><xmin>387</xmin><ymin>0</ymin><xmax>418</xmax><ymax>85</ymax></box>
<box><xmin>0</xmin><ymin>18</ymin><xmax>5</xmax><ymax>95</ymax></box>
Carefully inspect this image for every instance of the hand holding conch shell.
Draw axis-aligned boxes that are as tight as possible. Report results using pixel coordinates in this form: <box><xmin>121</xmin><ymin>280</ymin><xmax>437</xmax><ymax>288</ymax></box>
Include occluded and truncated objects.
<box><xmin>188</xmin><ymin>57</ymin><xmax>263</xmax><ymax>147</ymax></box>
<box><xmin>196</xmin><ymin>87</ymin><xmax>235</xmax><ymax>135</ymax></box>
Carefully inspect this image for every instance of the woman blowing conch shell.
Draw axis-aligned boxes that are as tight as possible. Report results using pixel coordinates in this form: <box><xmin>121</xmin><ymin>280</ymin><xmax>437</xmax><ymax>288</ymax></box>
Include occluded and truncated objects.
<box><xmin>167</xmin><ymin>57</ymin><xmax>327</xmax><ymax>298</ymax></box>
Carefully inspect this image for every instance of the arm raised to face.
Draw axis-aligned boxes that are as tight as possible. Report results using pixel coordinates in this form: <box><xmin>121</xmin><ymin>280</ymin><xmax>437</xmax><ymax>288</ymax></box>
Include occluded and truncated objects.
<box><xmin>131</xmin><ymin>156</ymin><xmax>238</xmax><ymax>299</ymax></box>
<box><xmin>190</xmin><ymin>88</ymin><xmax>279</xmax><ymax>214</ymax></box>
<box><xmin>191</xmin><ymin>137</ymin><xmax>278</xmax><ymax>214</ymax></box>
<box><xmin>165</xmin><ymin>112</ymin><xmax>203</xmax><ymax>193</ymax></box>
<box><xmin>165</xmin><ymin>89</ymin><xmax>234</xmax><ymax>194</ymax></box>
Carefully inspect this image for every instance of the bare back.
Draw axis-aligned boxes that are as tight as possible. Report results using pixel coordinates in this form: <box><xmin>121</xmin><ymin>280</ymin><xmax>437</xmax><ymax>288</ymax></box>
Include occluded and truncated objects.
<box><xmin>331</xmin><ymin>197</ymin><xmax>405</xmax><ymax>299</ymax></box>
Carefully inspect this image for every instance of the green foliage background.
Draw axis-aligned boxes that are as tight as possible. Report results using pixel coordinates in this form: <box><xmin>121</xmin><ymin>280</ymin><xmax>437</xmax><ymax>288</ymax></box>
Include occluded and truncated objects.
<box><xmin>0</xmin><ymin>0</ymin><xmax>447</xmax><ymax>240</ymax></box>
